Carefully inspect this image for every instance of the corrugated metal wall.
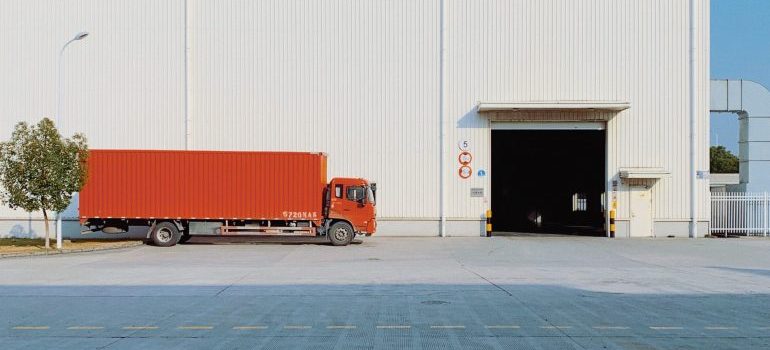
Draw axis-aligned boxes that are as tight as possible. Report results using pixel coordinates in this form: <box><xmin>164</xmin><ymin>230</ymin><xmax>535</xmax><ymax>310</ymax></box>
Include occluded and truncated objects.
<box><xmin>186</xmin><ymin>0</ymin><xmax>441</xmax><ymax>220</ymax></box>
<box><xmin>0</xmin><ymin>0</ymin><xmax>186</xmax><ymax>148</ymax></box>
<box><xmin>443</xmin><ymin>0</ymin><xmax>710</xmax><ymax>224</ymax></box>
<box><xmin>0</xmin><ymin>0</ymin><xmax>710</xmax><ymax>237</ymax></box>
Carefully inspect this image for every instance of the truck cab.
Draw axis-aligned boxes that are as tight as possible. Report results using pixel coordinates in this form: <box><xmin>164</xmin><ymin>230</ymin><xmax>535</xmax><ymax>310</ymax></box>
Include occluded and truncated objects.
<box><xmin>327</xmin><ymin>178</ymin><xmax>377</xmax><ymax>237</ymax></box>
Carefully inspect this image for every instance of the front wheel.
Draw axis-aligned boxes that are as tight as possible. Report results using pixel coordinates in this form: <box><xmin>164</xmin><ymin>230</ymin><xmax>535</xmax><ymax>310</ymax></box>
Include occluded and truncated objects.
<box><xmin>328</xmin><ymin>222</ymin><xmax>354</xmax><ymax>246</ymax></box>
<box><xmin>150</xmin><ymin>222</ymin><xmax>182</xmax><ymax>247</ymax></box>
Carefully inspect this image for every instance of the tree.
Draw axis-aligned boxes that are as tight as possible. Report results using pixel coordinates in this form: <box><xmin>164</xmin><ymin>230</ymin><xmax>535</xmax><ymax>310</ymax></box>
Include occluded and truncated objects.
<box><xmin>0</xmin><ymin>118</ymin><xmax>88</xmax><ymax>249</ymax></box>
<box><xmin>710</xmin><ymin>145</ymin><xmax>739</xmax><ymax>174</ymax></box>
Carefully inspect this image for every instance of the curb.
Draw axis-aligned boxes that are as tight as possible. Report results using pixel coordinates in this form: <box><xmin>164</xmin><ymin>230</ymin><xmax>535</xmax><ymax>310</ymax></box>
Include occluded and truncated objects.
<box><xmin>0</xmin><ymin>241</ymin><xmax>144</xmax><ymax>259</ymax></box>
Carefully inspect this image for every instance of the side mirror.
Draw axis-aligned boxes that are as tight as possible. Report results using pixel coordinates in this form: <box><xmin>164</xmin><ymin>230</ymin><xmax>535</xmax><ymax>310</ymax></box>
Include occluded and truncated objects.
<box><xmin>371</xmin><ymin>183</ymin><xmax>377</xmax><ymax>201</ymax></box>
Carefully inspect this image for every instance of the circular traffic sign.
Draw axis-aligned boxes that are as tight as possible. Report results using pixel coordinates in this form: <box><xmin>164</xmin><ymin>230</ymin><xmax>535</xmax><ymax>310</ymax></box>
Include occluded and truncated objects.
<box><xmin>459</xmin><ymin>166</ymin><xmax>473</xmax><ymax>179</ymax></box>
<box><xmin>458</xmin><ymin>151</ymin><xmax>473</xmax><ymax>165</ymax></box>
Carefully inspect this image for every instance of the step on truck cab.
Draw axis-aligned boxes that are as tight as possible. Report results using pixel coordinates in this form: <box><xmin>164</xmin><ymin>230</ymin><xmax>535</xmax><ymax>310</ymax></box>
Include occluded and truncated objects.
<box><xmin>79</xmin><ymin>150</ymin><xmax>376</xmax><ymax>246</ymax></box>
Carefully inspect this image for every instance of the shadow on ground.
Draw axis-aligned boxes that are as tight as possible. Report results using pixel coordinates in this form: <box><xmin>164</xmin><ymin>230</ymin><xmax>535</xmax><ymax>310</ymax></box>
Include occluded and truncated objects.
<box><xmin>71</xmin><ymin>225</ymin><xmax>362</xmax><ymax>246</ymax></box>
<box><xmin>709</xmin><ymin>266</ymin><xmax>770</xmax><ymax>278</ymax></box>
<box><xmin>1</xmin><ymin>284</ymin><xmax>769</xmax><ymax>349</ymax></box>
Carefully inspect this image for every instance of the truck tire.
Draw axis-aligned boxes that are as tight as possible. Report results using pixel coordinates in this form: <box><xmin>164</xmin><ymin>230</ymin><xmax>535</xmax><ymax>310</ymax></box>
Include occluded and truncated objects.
<box><xmin>328</xmin><ymin>221</ymin><xmax>354</xmax><ymax>246</ymax></box>
<box><xmin>150</xmin><ymin>222</ymin><xmax>182</xmax><ymax>247</ymax></box>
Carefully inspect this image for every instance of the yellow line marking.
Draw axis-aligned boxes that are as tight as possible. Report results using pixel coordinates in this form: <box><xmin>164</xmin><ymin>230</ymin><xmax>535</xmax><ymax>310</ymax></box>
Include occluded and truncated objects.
<box><xmin>327</xmin><ymin>325</ymin><xmax>356</xmax><ymax>329</ymax></box>
<box><xmin>122</xmin><ymin>326</ymin><xmax>158</xmax><ymax>330</ymax></box>
<box><xmin>705</xmin><ymin>326</ymin><xmax>737</xmax><ymax>330</ymax></box>
<box><xmin>593</xmin><ymin>326</ymin><xmax>630</xmax><ymax>330</ymax></box>
<box><xmin>283</xmin><ymin>325</ymin><xmax>312</xmax><ymax>329</ymax></box>
<box><xmin>67</xmin><ymin>326</ymin><xmax>104</xmax><ymax>330</ymax></box>
<box><xmin>178</xmin><ymin>326</ymin><xmax>213</xmax><ymax>330</ymax></box>
<box><xmin>376</xmin><ymin>325</ymin><xmax>411</xmax><ymax>329</ymax></box>
<box><xmin>650</xmin><ymin>326</ymin><xmax>683</xmax><ymax>330</ymax></box>
<box><xmin>541</xmin><ymin>326</ymin><xmax>572</xmax><ymax>329</ymax></box>
<box><xmin>12</xmin><ymin>326</ymin><xmax>49</xmax><ymax>330</ymax></box>
<box><xmin>233</xmin><ymin>326</ymin><xmax>268</xmax><ymax>330</ymax></box>
<box><xmin>431</xmin><ymin>325</ymin><xmax>466</xmax><ymax>329</ymax></box>
<box><xmin>485</xmin><ymin>325</ymin><xmax>520</xmax><ymax>329</ymax></box>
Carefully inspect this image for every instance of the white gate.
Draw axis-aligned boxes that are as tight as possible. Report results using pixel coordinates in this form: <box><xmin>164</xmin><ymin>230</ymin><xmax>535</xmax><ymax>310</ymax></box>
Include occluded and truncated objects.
<box><xmin>711</xmin><ymin>192</ymin><xmax>770</xmax><ymax>236</ymax></box>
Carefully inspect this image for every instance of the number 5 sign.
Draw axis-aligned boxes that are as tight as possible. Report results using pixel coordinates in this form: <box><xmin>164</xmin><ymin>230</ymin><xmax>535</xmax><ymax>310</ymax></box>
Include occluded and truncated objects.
<box><xmin>458</xmin><ymin>140</ymin><xmax>470</xmax><ymax>151</ymax></box>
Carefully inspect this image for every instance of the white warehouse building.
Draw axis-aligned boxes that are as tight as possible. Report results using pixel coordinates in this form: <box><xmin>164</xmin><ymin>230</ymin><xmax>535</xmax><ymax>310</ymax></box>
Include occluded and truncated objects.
<box><xmin>0</xmin><ymin>0</ymin><xmax>711</xmax><ymax>238</ymax></box>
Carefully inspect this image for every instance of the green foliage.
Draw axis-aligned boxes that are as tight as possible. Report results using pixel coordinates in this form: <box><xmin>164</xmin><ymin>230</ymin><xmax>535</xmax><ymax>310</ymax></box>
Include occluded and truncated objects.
<box><xmin>0</xmin><ymin>118</ymin><xmax>88</xmax><ymax>247</ymax></box>
<box><xmin>710</xmin><ymin>145</ymin><xmax>739</xmax><ymax>174</ymax></box>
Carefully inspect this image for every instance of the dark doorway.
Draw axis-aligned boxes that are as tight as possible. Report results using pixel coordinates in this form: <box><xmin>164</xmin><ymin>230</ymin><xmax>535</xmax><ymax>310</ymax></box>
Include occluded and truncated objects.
<box><xmin>491</xmin><ymin>129</ymin><xmax>606</xmax><ymax>236</ymax></box>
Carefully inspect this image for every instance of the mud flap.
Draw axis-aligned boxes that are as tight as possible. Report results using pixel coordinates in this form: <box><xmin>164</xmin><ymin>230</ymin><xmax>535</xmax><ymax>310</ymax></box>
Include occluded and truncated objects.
<box><xmin>146</xmin><ymin>221</ymin><xmax>157</xmax><ymax>239</ymax></box>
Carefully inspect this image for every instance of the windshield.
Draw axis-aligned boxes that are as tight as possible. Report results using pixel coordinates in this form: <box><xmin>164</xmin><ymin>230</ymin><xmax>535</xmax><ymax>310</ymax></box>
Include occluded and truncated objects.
<box><xmin>367</xmin><ymin>186</ymin><xmax>376</xmax><ymax>206</ymax></box>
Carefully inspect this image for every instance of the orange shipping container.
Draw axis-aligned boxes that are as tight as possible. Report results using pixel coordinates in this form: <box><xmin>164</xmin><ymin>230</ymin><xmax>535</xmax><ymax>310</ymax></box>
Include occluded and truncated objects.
<box><xmin>79</xmin><ymin>150</ymin><xmax>328</xmax><ymax>222</ymax></box>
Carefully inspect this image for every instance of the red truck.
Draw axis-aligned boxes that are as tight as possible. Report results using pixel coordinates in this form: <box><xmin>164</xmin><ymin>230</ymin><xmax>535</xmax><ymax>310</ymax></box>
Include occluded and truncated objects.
<box><xmin>79</xmin><ymin>150</ymin><xmax>376</xmax><ymax>246</ymax></box>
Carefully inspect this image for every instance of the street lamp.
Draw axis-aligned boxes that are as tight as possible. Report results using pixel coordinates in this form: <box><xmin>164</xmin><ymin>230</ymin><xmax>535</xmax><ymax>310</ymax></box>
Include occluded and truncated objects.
<box><xmin>56</xmin><ymin>31</ymin><xmax>89</xmax><ymax>250</ymax></box>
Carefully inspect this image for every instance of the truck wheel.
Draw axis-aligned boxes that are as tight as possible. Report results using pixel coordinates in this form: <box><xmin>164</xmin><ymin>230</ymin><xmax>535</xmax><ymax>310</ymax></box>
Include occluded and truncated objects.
<box><xmin>328</xmin><ymin>222</ymin><xmax>354</xmax><ymax>246</ymax></box>
<box><xmin>151</xmin><ymin>222</ymin><xmax>181</xmax><ymax>247</ymax></box>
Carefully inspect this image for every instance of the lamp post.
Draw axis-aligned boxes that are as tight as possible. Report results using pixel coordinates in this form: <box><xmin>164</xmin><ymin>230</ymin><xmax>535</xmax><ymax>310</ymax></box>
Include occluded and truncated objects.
<box><xmin>56</xmin><ymin>31</ymin><xmax>89</xmax><ymax>250</ymax></box>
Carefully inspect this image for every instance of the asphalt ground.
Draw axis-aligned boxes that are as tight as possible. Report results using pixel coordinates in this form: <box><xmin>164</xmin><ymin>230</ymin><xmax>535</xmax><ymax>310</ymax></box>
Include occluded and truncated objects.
<box><xmin>2</xmin><ymin>236</ymin><xmax>770</xmax><ymax>349</ymax></box>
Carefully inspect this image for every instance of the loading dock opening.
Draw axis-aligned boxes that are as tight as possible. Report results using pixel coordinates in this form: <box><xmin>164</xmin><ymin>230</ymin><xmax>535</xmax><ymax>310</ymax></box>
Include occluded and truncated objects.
<box><xmin>491</xmin><ymin>128</ymin><xmax>606</xmax><ymax>235</ymax></box>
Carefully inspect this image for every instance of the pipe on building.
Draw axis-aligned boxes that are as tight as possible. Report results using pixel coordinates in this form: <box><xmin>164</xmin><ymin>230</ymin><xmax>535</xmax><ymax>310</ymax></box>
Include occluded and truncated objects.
<box><xmin>438</xmin><ymin>0</ymin><xmax>446</xmax><ymax>237</ymax></box>
<box><xmin>688</xmin><ymin>0</ymin><xmax>698</xmax><ymax>238</ymax></box>
<box><xmin>710</xmin><ymin>80</ymin><xmax>770</xmax><ymax>192</ymax></box>
<box><xmin>183</xmin><ymin>0</ymin><xmax>190</xmax><ymax>150</ymax></box>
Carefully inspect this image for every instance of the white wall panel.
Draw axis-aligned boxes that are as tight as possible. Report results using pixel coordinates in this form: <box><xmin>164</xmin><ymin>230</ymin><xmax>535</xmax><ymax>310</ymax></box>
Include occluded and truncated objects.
<box><xmin>0</xmin><ymin>0</ymin><xmax>186</xmax><ymax>149</ymax></box>
<box><xmin>443</xmin><ymin>0</ymin><xmax>710</xmax><ymax>225</ymax></box>
<box><xmin>187</xmin><ymin>0</ymin><xmax>441</xmax><ymax>219</ymax></box>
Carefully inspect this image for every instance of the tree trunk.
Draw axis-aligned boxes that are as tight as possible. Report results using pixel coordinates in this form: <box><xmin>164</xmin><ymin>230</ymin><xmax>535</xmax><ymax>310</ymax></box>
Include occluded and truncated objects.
<box><xmin>43</xmin><ymin>209</ymin><xmax>50</xmax><ymax>249</ymax></box>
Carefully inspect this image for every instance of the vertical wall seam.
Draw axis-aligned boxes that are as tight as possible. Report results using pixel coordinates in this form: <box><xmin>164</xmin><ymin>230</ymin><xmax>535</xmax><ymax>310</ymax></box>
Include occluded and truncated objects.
<box><xmin>689</xmin><ymin>0</ymin><xmax>698</xmax><ymax>237</ymax></box>
<box><xmin>439</xmin><ymin>0</ymin><xmax>446</xmax><ymax>237</ymax></box>
<box><xmin>183</xmin><ymin>0</ymin><xmax>190</xmax><ymax>150</ymax></box>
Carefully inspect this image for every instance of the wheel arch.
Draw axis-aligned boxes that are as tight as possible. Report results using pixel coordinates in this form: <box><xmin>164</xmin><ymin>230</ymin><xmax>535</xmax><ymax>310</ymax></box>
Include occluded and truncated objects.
<box><xmin>145</xmin><ymin>219</ymin><xmax>186</xmax><ymax>239</ymax></box>
<box><xmin>326</xmin><ymin>218</ymin><xmax>355</xmax><ymax>235</ymax></box>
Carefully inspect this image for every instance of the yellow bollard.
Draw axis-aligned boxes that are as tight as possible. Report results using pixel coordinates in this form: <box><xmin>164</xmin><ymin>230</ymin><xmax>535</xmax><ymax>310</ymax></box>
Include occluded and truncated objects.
<box><xmin>486</xmin><ymin>210</ymin><xmax>493</xmax><ymax>237</ymax></box>
<box><xmin>609</xmin><ymin>209</ymin><xmax>616</xmax><ymax>238</ymax></box>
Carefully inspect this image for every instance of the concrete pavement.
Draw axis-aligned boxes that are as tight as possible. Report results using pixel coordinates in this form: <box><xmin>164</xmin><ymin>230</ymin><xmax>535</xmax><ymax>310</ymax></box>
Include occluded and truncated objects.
<box><xmin>2</xmin><ymin>236</ymin><xmax>770</xmax><ymax>349</ymax></box>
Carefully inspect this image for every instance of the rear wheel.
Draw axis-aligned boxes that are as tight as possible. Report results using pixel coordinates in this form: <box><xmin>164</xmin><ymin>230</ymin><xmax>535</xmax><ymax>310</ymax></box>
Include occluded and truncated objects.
<box><xmin>151</xmin><ymin>222</ymin><xmax>181</xmax><ymax>247</ymax></box>
<box><xmin>328</xmin><ymin>222</ymin><xmax>354</xmax><ymax>246</ymax></box>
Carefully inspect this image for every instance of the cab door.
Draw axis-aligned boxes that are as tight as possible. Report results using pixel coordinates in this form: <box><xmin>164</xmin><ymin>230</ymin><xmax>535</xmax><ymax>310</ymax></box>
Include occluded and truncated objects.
<box><xmin>328</xmin><ymin>179</ymin><xmax>368</xmax><ymax>231</ymax></box>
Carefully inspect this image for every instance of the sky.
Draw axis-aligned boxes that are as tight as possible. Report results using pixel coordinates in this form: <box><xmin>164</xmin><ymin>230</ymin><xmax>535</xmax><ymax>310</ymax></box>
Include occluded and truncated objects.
<box><xmin>711</xmin><ymin>0</ymin><xmax>770</xmax><ymax>153</ymax></box>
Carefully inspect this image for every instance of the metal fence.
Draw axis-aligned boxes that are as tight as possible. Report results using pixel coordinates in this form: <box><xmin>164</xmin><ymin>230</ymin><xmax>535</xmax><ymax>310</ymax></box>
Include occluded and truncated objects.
<box><xmin>711</xmin><ymin>192</ymin><xmax>770</xmax><ymax>236</ymax></box>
